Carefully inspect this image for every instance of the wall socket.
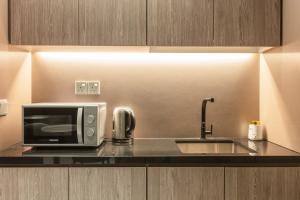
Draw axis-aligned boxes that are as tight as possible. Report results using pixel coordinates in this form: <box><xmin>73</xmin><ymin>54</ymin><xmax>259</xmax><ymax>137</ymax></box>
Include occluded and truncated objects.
<box><xmin>88</xmin><ymin>81</ymin><xmax>101</xmax><ymax>95</ymax></box>
<box><xmin>75</xmin><ymin>81</ymin><xmax>88</xmax><ymax>95</ymax></box>
<box><xmin>75</xmin><ymin>80</ymin><xmax>100</xmax><ymax>95</ymax></box>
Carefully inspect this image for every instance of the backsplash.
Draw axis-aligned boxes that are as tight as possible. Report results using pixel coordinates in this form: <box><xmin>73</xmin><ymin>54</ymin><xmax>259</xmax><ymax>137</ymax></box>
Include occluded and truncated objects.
<box><xmin>32</xmin><ymin>52</ymin><xmax>259</xmax><ymax>138</ymax></box>
<box><xmin>0</xmin><ymin>52</ymin><xmax>31</xmax><ymax>151</ymax></box>
<box><xmin>0</xmin><ymin>0</ymin><xmax>31</xmax><ymax>151</ymax></box>
<box><xmin>260</xmin><ymin>0</ymin><xmax>300</xmax><ymax>153</ymax></box>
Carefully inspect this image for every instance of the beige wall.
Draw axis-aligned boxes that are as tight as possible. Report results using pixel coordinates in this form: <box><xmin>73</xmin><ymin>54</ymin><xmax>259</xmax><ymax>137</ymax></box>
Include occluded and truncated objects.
<box><xmin>260</xmin><ymin>0</ymin><xmax>300</xmax><ymax>152</ymax></box>
<box><xmin>0</xmin><ymin>0</ymin><xmax>31</xmax><ymax>151</ymax></box>
<box><xmin>32</xmin><ymin>52</ymin><xmax>259</xmax><ymax>138</ymax></box>
<box><xmin>0</xmin><ymin>0</ymin><xmax>299</xmax><ymax>152</ymax></box>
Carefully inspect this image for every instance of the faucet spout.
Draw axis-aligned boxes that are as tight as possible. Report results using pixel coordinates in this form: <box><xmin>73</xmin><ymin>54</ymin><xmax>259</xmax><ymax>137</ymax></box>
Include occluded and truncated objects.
<box><xmin>201</xmin><ymin>98</ymin><xmax>214</xmax><ymax>139</ymax></box>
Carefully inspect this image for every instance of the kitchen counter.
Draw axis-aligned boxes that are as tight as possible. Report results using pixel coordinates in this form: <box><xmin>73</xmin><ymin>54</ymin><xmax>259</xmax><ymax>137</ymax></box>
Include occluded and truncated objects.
<box><xmin>0</xmin><ymin>138</ymin><xmax>299</xmax><ymax>167</ymax></box>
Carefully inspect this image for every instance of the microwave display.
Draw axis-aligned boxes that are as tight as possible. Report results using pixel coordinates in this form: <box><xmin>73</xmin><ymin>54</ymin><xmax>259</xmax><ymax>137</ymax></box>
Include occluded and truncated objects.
<box><xmin>23</xmin><ymin>107</ymin><xmax>82</xmax><ymax>144</ymax></box>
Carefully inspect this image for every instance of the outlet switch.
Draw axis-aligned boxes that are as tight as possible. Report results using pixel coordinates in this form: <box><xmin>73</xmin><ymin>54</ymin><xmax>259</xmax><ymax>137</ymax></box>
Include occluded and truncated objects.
<box><xmin>0</xmin><ymin>99</ymin><xmax>8</xmax><ymax>116</ymax></box>
<box><xmin>88</xmin><ymin>81</ymin><xmax>101</xmax><ymax>95</ymax></box>
<box><xmin>75</xmin><ymin>81</ymin><xmax>88</xmax><ymax>95</ymax></box>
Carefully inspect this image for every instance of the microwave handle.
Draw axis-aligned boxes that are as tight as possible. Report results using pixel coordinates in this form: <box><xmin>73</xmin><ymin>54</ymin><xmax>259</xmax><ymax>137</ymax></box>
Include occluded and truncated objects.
<box><xmin>77</xmin><ymin>108</ymin><xmax>83</xmax><ymax>144</ymax></box>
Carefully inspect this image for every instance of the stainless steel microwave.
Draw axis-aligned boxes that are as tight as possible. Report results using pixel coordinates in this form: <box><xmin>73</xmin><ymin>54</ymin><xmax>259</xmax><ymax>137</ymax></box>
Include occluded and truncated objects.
<box><xmin>22</xmin><ymin>103</ymin><xmax>106</xmax><ymax>147</ymax></box>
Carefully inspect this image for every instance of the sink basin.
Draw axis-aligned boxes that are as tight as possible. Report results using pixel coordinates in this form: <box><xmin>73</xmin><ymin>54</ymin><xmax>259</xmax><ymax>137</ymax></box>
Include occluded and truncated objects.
<box><xmin>176</xmin><ymin>139</ymin><xmax>255</xmax><ymax>154</ymax></box>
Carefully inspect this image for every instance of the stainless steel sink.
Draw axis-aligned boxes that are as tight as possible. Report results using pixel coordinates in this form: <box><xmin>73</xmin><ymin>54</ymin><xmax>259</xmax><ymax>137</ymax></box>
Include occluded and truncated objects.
<box><xmin>176</xmin><ymin>139</ymin><xmax>255</xmax><ymax>154</ymax></box>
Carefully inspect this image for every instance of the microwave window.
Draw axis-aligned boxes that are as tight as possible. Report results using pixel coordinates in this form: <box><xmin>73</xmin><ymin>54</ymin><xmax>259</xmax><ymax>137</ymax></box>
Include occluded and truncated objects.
<box><xmin>24</xmin><ymin>107</ymin><xmax>81</xmax><ymax>144</ymax></box>
<box><xmin>24</xmin><ymin>115</ymin><xmax>74</xmax><ymax>136</ymax></box>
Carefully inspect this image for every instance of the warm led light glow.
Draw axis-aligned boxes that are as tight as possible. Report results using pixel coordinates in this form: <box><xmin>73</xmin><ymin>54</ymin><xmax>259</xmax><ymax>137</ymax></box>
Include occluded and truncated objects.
<box><xmin>35</xmin><ymin>52</ymin><xmax>254</xmax><ymax>64</ymax></box>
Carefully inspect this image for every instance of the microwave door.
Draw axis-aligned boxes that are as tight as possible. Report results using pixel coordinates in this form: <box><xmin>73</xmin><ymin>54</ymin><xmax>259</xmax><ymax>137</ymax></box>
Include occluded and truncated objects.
<box><xmin>23</xmin><ymin>107</ymin><xmax>82</xmax><ymax>145</ymax></box>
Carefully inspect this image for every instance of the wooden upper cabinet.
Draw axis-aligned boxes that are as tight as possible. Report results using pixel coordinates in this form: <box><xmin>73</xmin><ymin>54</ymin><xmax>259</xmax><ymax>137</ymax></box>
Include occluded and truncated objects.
<box><xmin>9</xmin><ymin>0</ymin><xmax>281</xmax><ymax>46</ymax></box>
<box><xmin>147</xmin><ymin>0</ymin><xmax>214</xmax><ymax>46</ymax></box>
<box><xmin>225</xmin><ymin>167</ymin><xmax>300</xmax><ymax>200</ymax></box>
<box><xmin>10</xmin><ymin>0</ymin><xmax>79</xmax><ymax>45</ymax></box>
<box><xmin>214</xmin><ymin>0</ymin><xmax>281</xmax><ymax>46</ymax></box>
<box><xmin>79</xmin><ymin>0</ymin><xmax>146</xmax><ymax>46</ymax></box>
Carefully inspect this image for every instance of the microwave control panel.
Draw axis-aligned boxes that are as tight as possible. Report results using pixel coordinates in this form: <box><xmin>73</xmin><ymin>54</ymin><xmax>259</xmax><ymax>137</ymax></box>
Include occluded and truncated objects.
<box><xmin>84</xmin><ymin>106</ymin><xmax>98</xmax><ymax>146</ymax></box>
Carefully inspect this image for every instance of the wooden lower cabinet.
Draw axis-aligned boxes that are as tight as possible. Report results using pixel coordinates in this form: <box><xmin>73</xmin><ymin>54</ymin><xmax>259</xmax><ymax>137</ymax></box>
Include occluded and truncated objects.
<box><xmin>0</xmin><ymin>168</ymin><xmax>68</xmax><ymax>200</ymax></box>
<box><xmin>69</xmin><ymin>167</ymin><xmax>146</xmax><ymax>200</ymax></box>
<box><xmin>148</xmin><ymin>167</ymin><xmax>224</xmax><ymax>200</ymax></box>
<box><xmin>1</xmin><ymin>167</ymin><xmax>299</xmax><ymax>200</ymax></box>
<box><xmin>225</xmin><ymin>167</ymin><xmax>300</xmax><ymax>200</ymax></box>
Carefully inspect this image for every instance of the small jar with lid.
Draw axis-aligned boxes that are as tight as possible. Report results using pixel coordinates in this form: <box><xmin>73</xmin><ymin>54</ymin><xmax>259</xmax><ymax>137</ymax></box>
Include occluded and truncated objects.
<box><xmin>248</xmin><ymin>120</ymin><xmax>265</xmax><ymax>141</ymax></box>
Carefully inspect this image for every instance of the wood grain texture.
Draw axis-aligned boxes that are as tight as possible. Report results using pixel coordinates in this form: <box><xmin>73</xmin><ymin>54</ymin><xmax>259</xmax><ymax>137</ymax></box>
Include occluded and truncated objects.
<box><xmin>10</xmin><ymin>0</ymin><xmax>79</xmax><ymax>45</ymax></box>
<box><xmin>148</xmin><ymin>167</ymin><xmax>224</xmax><ymax>200</ymax></box>
<box><xmin>0</xmin><ymin>168</ymin><xmax>68</xmax><ymax>200</ymax></box>
<box><xmin>147</xmin><ymin>0</ymin><xmax>214</xmax><ymax>46</ymax></box>
<box><xmin>225</xmin><ymin>167</ymin><xmax>300</xmax><ymax>200</ymax></box>
<box><xmin>79</xmin><ymin>0</ymin><xmax>146</xmax><ymax>46</ymax></box>
<box><xmin>69</xmin><ymin>167</ymin><xmax>146</xmax><ymax>200</ymax></box>
<box><xmin>214</xmin><ymin>0</ymin><xmax>281</xmax><ymax>46</ymax></box>
<box><xmin>0</xmin><ymin>0</ymin><xmax>8</xmax><ymax>45</ymax></box>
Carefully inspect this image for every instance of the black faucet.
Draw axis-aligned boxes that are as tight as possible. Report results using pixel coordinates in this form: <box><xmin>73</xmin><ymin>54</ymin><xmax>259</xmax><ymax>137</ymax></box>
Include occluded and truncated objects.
<box><xmin>201</xmin><ymin>97</ymin><xmax>215</xmax><ymax>139</ymax></box>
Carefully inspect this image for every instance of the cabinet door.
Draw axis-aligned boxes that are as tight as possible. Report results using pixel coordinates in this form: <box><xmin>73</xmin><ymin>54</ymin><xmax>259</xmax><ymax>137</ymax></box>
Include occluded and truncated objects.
<box><xmin>225</xmin><ymin>167</ymin><xmax>300</xmax><ymax>200</ymax></box>
<box><xmin>214</xmin><ymin>0</ymin><xmax>281</xmax><ymax>46</ymax></box>
<box><xmin>79</xmin><ymin>0</ymin><xmax>146</xmax><ymax>46</ymax></box>
<box><xmin>69</xmin><ymin>167</ymin><xmax>146</xmax><ymax>200</ymax></box>
<box><xmin>148</xmin><ymin>167</ymin><xmax>224</xmax><ymax>200</ymax></box>
<box><xmin>0</xmin><ymin>168</ymin><xmax>68</xmax><ymax>200</ymax></box>
<box><xmin>147</xmin><ymin>0</ymin><xmax>214</xmax><ymax>46</ymax></box>
<box><xmin>10</xmin><ymin>0</ymin><xmax>79</xmax><ymax>45</ymax></box>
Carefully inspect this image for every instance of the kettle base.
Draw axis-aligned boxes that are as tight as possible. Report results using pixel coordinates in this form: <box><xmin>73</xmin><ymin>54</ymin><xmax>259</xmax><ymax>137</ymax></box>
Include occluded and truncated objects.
<box><xmin>112</xmin><ymin>138</ymin><xmax>133</xmax><ymax>145</ymax></box>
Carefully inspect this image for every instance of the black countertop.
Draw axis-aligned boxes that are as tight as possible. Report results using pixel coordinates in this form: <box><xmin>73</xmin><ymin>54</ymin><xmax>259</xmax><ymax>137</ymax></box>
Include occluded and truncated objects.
<box><xmin>0</xmin><ymin>138</ymin><xmax>299</xmax><ymax>167</ymax></box>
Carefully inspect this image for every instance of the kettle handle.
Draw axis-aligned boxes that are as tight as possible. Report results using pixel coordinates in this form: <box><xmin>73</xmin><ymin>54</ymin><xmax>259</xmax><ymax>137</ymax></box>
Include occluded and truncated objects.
<box><xmin>126</xmin><ymin>111</ymin><xmax>136</xmax><ymax>134</ymax></box>
<box><xmin>130</xmin><ymin>111</ymin><xmax>136</xmax><ymax>131</ymax></box>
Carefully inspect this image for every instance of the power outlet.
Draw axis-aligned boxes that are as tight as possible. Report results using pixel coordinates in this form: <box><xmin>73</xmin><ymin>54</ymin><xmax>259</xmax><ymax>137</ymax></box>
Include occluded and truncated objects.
<box><xmin>75</xmin><ymin>81</ymin><xmax>88</xmax><ymax>95</ymax></box>
<box><xmin>0</xmin><ymin>99</ymin><xmax>8</xmax><ymax>116</ymax></box>
<box><xmin>88</xmin><ymin>81</ymin><xmax>101</xmax><ymax>95</ymax></box>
